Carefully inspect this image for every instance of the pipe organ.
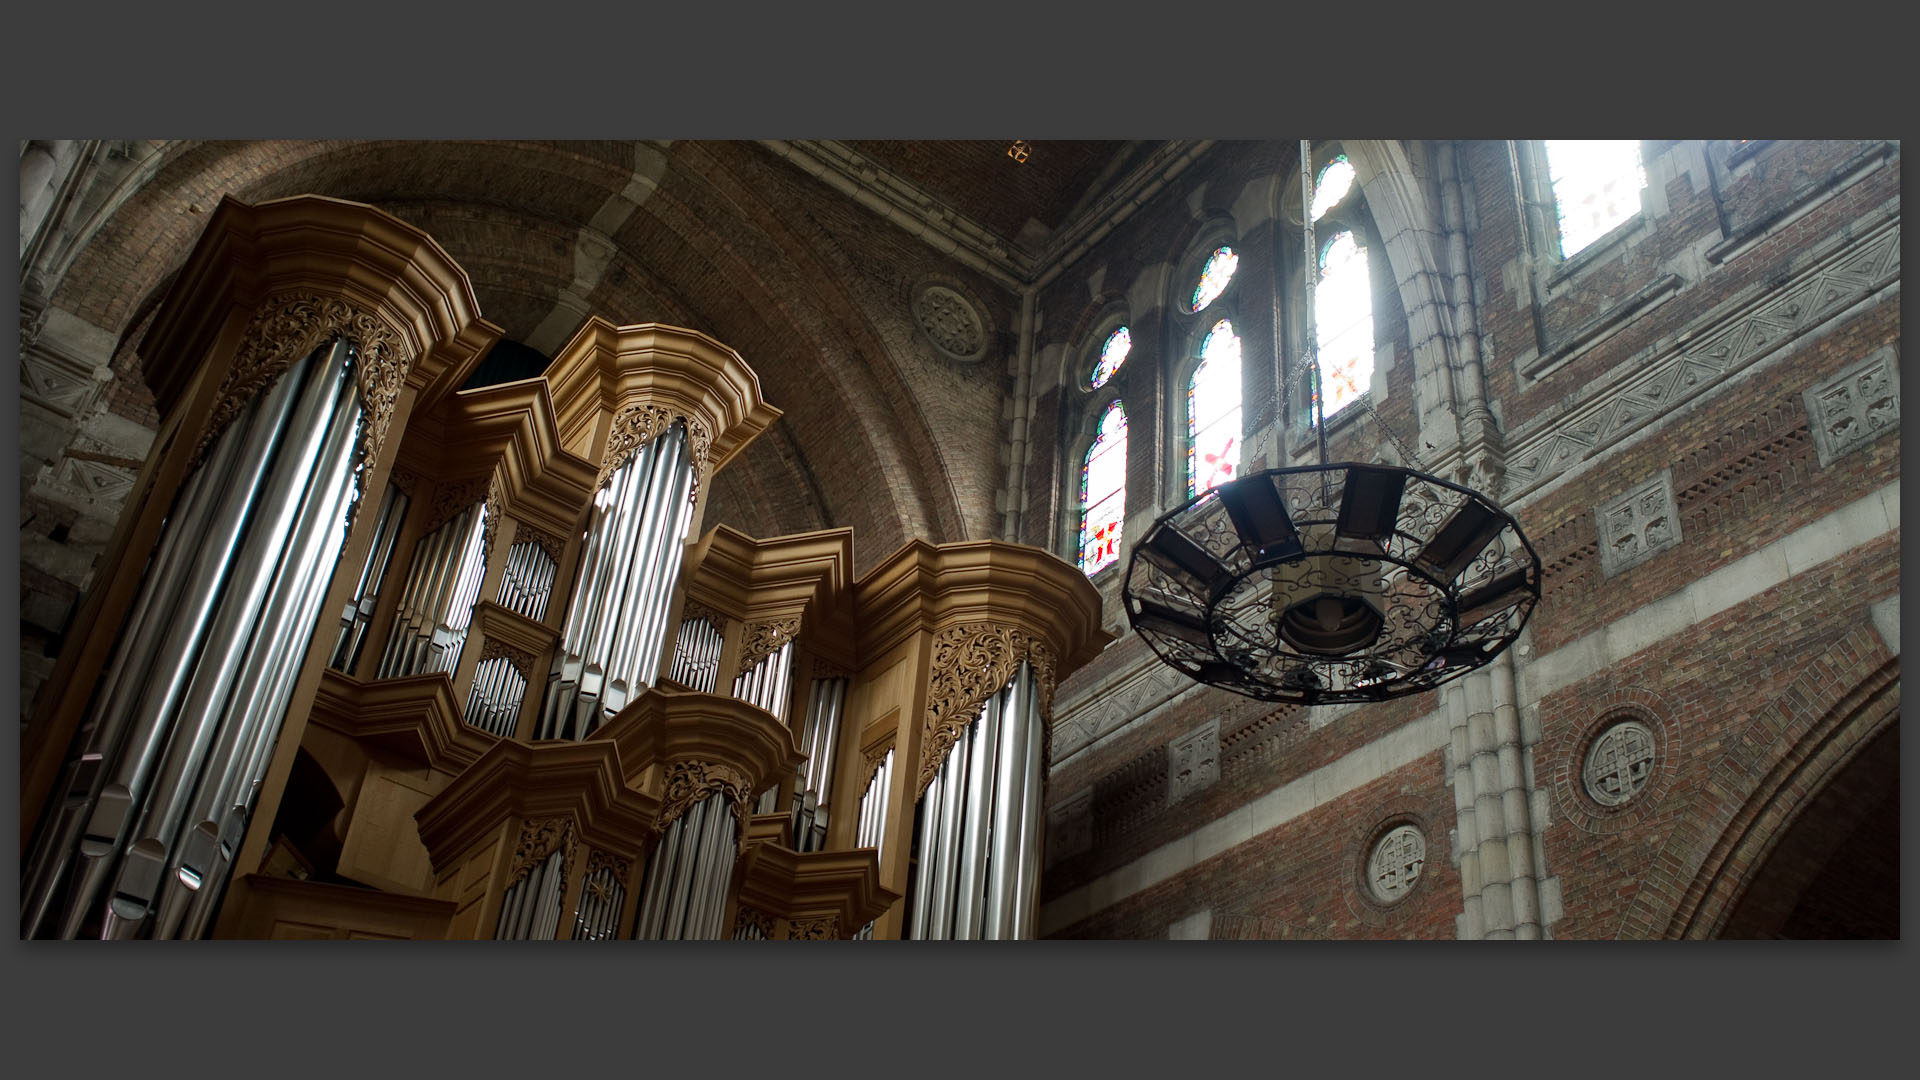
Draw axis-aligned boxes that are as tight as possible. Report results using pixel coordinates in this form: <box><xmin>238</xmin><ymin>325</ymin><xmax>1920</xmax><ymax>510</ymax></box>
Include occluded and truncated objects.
<box><xmin>20</xmin><ymin>195</ymin><xmax>1110</xmax><ymax>942</ymax></box>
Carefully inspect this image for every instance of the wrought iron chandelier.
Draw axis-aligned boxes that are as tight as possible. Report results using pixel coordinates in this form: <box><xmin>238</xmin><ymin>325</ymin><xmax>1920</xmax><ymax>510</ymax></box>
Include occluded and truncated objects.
<box><xmin>1121</xmin><ymin>142</ymin><xmax>1541</xmax><ymax>705</ymax></box>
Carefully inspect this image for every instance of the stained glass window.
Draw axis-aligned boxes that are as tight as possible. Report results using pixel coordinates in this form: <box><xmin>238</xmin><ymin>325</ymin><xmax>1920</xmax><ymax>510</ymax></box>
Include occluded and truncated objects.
<box><xmin>1078</xmin><ymin>400</ymin><xmax>1128</xmax><ymax>575</ymax></box>
<box><xmin>1189</xmin><ymin>246</ymin><xmax>1239</xmax><ymax>313</ymax></box>
<box><xmin>1544</xmin><ymin>140</ymin><xmax>1646</xmax><ymax>259</ymax></box>
<box><xmin>1311</xmin><ymin>155</ymin><xmax>1355</xmax><ymax>223</ymax></box>
<box><xmin>1089</xmin><ymin>326</ymin><xmax>1130</xmax><ymax>389</ymax></box>
<box><xmin>1315</xmin><ymin>231</ymin><xmax>1372</xmax><ymax>419</ymax></box>
<box><xmin>1188</xmin><ymin>319</ymin><xmax>1241</xmax><ymax>497</ymax></box>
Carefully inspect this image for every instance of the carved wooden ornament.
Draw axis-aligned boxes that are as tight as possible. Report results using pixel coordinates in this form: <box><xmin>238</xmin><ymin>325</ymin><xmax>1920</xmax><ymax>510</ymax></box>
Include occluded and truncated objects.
<box><xmin>917</xmin><ymin>621</ymin><xmax>1059</xmax><ymax>797</ymax></box>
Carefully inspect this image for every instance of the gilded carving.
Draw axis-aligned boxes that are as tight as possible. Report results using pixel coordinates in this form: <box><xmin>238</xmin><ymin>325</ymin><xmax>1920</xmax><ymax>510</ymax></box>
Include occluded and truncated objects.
<box><xmin>736</xmin><ymin>617</ymin><xmax>802</xmax><ymax>677</ymax></box>
<box><xmin>192</xmin><ymin>292</ymin><xmax>410</xmax><ymax>495</ymax></box>
<box><xmin>656</xmin><ymin>760</ymin><xmax>753</xmax><ymax>833</ymax></box>
<box><xmin>917</xmin><ymin>622</ymin><xmax>1059</xmax><ymax>797</ymax></box>
<box><xmin>789</xmin><ymin>915</ymin><xmax>839</xmax><ymax>941</ymax></box>
<box><xmin>599</xmin><ymin>401</ymin><xmax>715</xmax><ymax>503</ymax></box>
<box><xmin>479</xmin><ymin>636</ymin><xmax>538</xmax><ymax>678</ymax></box>
<box><xmin>506</xmin><ymin>815</ymin><xmax>575</xmax><ymax>888</ymax></box>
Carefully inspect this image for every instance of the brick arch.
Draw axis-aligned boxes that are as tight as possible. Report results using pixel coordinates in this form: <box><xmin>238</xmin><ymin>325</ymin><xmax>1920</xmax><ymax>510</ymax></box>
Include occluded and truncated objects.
<box><xmin>42</xmin><ymin>140</ymin><xmax>975</xmax><ymax>567</ymax></box>
<box><xmin>1340</xmin><ymin>140</ymin><xmax>1460</xmax><ymax>449</ymax></box>
<box><xmin>1613</xmin><ymin>624</ymin><xmax>1899</xmax><ymax>939</ymax></box>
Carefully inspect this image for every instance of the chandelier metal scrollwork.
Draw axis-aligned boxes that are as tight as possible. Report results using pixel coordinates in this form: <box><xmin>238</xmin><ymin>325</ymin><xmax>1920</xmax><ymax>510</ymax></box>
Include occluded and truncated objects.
<box><xmin>1123</xmin><ymin>462</ymin><xmax>1540</xmax><ymax>704</ymax></box>
<box><xmin>1123</xmin><ymin>138</ymin><xmax>1541</xmax><ymax>706</ymax></box>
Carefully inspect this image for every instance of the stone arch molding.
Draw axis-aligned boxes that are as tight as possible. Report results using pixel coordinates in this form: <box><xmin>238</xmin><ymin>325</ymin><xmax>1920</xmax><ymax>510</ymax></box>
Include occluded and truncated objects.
<box><xmin>1613</xmin><ymin>625</ymin><xmax>1898</xmax><ymax>939</ymax></box>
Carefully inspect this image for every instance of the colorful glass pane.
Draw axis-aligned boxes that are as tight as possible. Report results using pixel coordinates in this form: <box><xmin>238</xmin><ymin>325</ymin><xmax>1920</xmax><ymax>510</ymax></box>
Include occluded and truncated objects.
<box><xmin>1078</xmin><ymin>400</ymin><xmax>1128</xmax><ymax>574</ymax></box>
<box><xmin>1315</xmin><ymin>231</ymin><xmax>1372</xmax><ymax>419</ymax></box>
<box><xmin>1187</xmin><ymin>319</ymin><xmax>1241</xmax><ymax>497</ymax></box>
<box><xmin>1189</xmin><ymin>246</ymin><xmax>1239</xmax><ymax>313</ymax></box>
<box><xmin>1311</xmin><ymin>155</ymin><xmax>1355</xmax><ymax>223</ymax></box>
<box><xmin>1544</xmin><ymin>140</ymin><xmax>1645</xmax><ymax>259</ymax></box>
<box><xmin>1089</xmin><ymin>326</ymin><xmax>1131</xmax><ymax>389</ymax></box>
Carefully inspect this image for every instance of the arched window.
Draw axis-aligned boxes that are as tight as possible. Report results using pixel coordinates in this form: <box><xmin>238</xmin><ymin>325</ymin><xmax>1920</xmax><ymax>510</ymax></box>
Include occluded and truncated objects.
<box><xmin>1309</xmin><ymin>154</ymin><xmax>1373</xmax><ymax>421</ymax></box>
<box><xmin>1189</xmin><ymin>246</ymin><xmax>1239</xmax><ymax>313</ymax></box>
<box><xmin>1078</xmin><ymin>400</ymin><xmax>1128</xmax><ymax>575</ymax></box>
<box><xmin>1315</xmin><ymin>230</ymin><xmax>1372</xmax><ymax>418</ymax></box>
<box><xmin>1543</xmin><ymin>140</ymin><xmax>1646</xmax><ymax>259</ymax></box>
<box><xmin>1088</xmin><ymin>325</ymin><xmax>1131</xmax><ymax>389</ymax></box>
<box><xmin>1188</xmin><ymin>319</ymin><xmax>1241</xmax><ymax>497</ymax></box>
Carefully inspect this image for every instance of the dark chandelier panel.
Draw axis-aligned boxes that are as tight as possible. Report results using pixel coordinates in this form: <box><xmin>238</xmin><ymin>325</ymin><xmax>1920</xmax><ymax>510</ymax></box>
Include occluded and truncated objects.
<box><xmin>1124</xmin><ymin>462</ymin><xmax>1540</xmax><ymax>705</ymax></box>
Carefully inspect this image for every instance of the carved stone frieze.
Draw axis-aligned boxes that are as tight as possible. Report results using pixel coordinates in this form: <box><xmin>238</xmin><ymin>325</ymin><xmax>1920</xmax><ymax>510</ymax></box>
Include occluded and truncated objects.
<box><xmin>192</xmin><ymin>292</ymin><xmax>410</xmax><ymax>495</ymax></box>
<box><xmin>917</xmin><ymin>621</ymin><xmax>1059</xmax><ymax>797</ymax></box>
<box><xmin>1502</xmin><ymin>221</ymin><xmax>1899</xmax><ymax>497</ymax></box>
<box><xmin>737</xmin><ymin>617</ymin><xmax>801</xmax><ymax>677</ymax></box>
<box><xmin>1044</xmin><ymin>785</ymin><xmax>1094</xmax><ymax>867</ymax></box>
<box><xmin>600</xmin><ymin>401</ymin><xmax>715</xmax><ymax>503</ymax></box>
<box><xmin>656</xmin><ymin>760</ymin><xmax>753</xmax><ymax>833</ymax></box>
<box><xmin>506</xmin><ymin>815</ymin><xmax>575</xmax><ymax>888</ymax></box>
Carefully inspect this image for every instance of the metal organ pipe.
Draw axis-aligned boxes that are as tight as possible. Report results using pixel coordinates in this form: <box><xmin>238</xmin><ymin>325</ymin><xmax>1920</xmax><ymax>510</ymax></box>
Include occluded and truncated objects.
<box><xmin>541</xmin><ymin>422</ymin><xmax>695</xmax><ymax>741</ymax></box>
<box><xmin>905</xmin><ymin>663</ymin><xmax>1047</xmax><ymax>940</ymax></box>
<box><xmin>377</xmin><ymin>496</ymin><xmax>488</xmax><ymax>680</ymax></box>
<box><xmin>496</xmin><ymin>538</ymin><xmax>556</xmax><ymax>622</ymax></box>
<box><xmin>330</xmin><ymin>482</ymin><xmax>408</xmax><ymax>672</ymax></box>
<box><xmin>633</xmin><ymin>794</ymin><xmax>741</xmax><ymax>940</ymax></box>
<box><xmin>23</xmin><ymin>338</ymin><xmax>369</xmax><ymax>939</ymax></box>
<box><xmin>669</xmin><ymin>617</ymin><xmax>724</xmax><ymax>692</ymax></box>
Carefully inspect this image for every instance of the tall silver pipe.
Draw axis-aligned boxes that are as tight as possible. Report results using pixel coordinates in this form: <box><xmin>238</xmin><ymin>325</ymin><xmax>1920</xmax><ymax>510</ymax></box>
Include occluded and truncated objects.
<box><xmin>331</xmin><ymin>482</ymin><xmax>407</xmax><ymax>672</ymax></box>
<box><xmin>685</xmin><ymin>796</ymin><xmax>727</xmax><ymax>940</ymax></box>
<box><xmin>105</xmin><ymin>368</ymin><xmax>360</xmax><ymax>937</ymax></box>
<box><xmin>585</xmin><ymin>450</ymin><xmax>650</xmax><ymax>702</ymax></box>
<box><xmin>1012</xmin><ymin>677</ymin><xmax>1047</xmax><ymax>940</ymax></box>
<box><xmin>632</xmin><ymin>804</ymin><xmax>683</xmax><ymax>939</ymax></box>
<box><xmin>530</xmin><ymin>849</ymin><xmax>567</xmax><ymax>940</ymax></box>
<box><xmin>603</xmin><ymin>437</ymin><xmax>674</xmax><ymax>712</ymax></box>
<box><xmin>952</xmin><ymin>690</ymin><xmax>1001</xmax><ymax>939</ymax></box>
<box><xmin>26</xmin><ymin>360</ymin><xmax>296</xmax><ymax>938</ymax></box>
<box><xmin>56</xmin><ymin>344</ymin><xmax>339</xmax><ymax>939</ymax></box>
<box><xmin>984</xmin><ymin>667</ymin><xmax>1031</xmax><ymax>938</ymax></box>
<box><xmin>19</xmin><ymin>405</ymin><xmax>251</xmax><ymax>937</ymax></box>
<box><xmin>909</xmin><ymin>771</ymin><xmax>942</xmax><ymax>940</ymax></box>
<box><xmin>655</xmin><ymin>798</ymin><xmax>704</xmax><ymax>939</ymax></box>
<box><xmin>155</xmin><ymin>415</ymin><xmax>362</xmax><ymax>941</ymax></box>
<box><xmin>927</xmin><ymin>718</ymin><xmax>971</xmax><ymax>940</ymax></box>
<box><xmin>627</xmin><ymin>432</ymin><xmax>695</xmax><ymax>694</ymax></box>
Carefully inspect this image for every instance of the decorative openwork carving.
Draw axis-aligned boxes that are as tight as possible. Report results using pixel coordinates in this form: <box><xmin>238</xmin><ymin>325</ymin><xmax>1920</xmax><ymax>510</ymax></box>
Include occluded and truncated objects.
<box><xmin>483</xmin><ymin>470</ymin><xmax>504</xmax><ymax>570</ymax></box>
<box><xmin>600</xmin><ymin>401</ymin><xmax>715</xmax><ymax>501</ymax></box>
<box><xmin>911</xmin><ymin>282</ymin><xmax>988</xmax><ymax>362</ymax></box>
<box><xmin>860</xmin><ymin>740</ymin><xmax>893</xmax><ymax>790</ymax></box>
<box><xmin>737</xmin><ymin>617</ymin><xmax>802</xmax><ymax>677</ymax></box>
<box><xmin>656</xmin><ymin>760</ymin><xmax>753</xmax><ymax>833</ymax></box>
<box><xmin>734</xmin><ymin>905</ymin><xmax>774</xmax><ymax>939</ymax></box>
<box><xmin>387</xmin><ymin>466</ymin><xmax>422</xmax><ymax>496</ymax></box>
<box><xmin>1583</xmin><ymin>720</ymin><xmax>1657</xmax><ymax>807</ymax></box>
<box><xmin>506</xmin><ymin>815</ymin><xmax>576</xmax><ymax>888</ymax></box>
<box><xmin>512</xmin><ymin>522</ymin><xmax>567</xmax><ymax>564</ymax></box>
<box><xmin>917</xmin><ymin>622</ymin><xmax>1059</xmax><ymax>796</ymax></box>
<box><xmin>585</xmin><ymin>848</ymin><xmax>631</xmax><ymax>882</ymax></box>
<box><xmin>680</xmin><ymin>599</ymin><xmax>728</xmax><ymax>630</ymax></box>
<box><xmin>811</xmin><ymin>658</ymin><xmax>851</xmax><ymax>681</ymax></box>
<box><xmin>426</xmin><ymin>475</ymin><xmax>491</xmax><ymax>536</ymax></box>
<box><xmin>193</xmin><ymin>292</ymin><xmax>410</xmax><ymax>491</ymax></box>
<box><xmin>1367</xmin><ymin>825</ymin><xmax>1426</xmax><ymax>902</ymax></box>
<box><xmin>789</xmin><ymin>915</ymin><xmax>839</xmax><ymax>940</ymax></box>
<box><xmin>479</xmin><ymin>636</ymin><xmax>538</xmax><ymax>678</ymax></box>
